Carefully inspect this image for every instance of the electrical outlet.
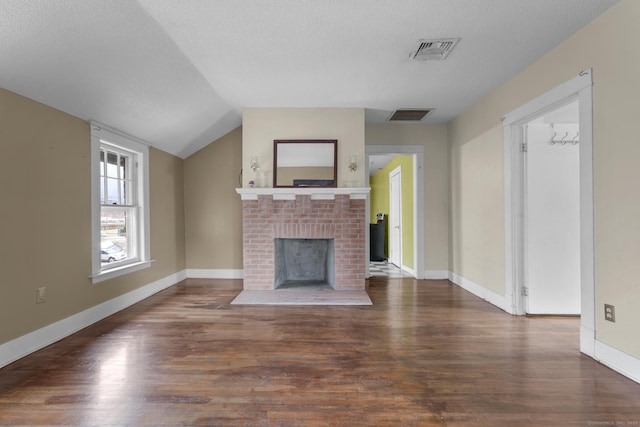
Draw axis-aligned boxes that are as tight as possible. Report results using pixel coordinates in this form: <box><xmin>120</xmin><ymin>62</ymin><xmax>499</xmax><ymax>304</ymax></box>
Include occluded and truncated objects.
<box><xmin>36</xmin><ymin>287</ymin><xmax>46</xmax><ymax>304</ymax></box>
<box><xmin>604</xmin><ymin>304</ymin><xmax>615</xmax><ymax>322</ymax></box>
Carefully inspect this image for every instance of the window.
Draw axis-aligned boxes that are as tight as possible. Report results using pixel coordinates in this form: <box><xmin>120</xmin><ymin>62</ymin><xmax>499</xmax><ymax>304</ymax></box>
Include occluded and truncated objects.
<box><xmin>90</xmin><ymin>122</ymin><xmax>151</xmax><ymax>283</ymax></box>
<box><xmin>100</xmin><ymin>146</ymin><xmax>135</xmax><ymax>265</ymax></box>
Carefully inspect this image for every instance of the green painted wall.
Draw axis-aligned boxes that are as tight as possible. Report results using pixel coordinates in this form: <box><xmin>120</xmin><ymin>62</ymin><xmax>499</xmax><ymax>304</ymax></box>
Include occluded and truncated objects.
<box><xmin>369</xmin><ymin>155</ymin><xmax>414</xmax><ymax>270</ymax></box>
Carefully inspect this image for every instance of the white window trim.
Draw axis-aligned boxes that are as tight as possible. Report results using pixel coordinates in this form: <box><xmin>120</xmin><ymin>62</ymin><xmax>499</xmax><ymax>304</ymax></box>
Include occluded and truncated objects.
<box><xmin>89</xmin><ymin>121</ymin><xmax>152</xmax><ymax>284</ymax></box>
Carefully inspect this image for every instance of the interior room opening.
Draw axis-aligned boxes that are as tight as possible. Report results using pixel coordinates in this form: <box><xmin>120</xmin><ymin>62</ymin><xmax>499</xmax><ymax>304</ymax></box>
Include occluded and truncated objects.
<box><xmin>366</xmin><ymin>149</ymin><xmax>422</xmax><ymax>279</ymax></box>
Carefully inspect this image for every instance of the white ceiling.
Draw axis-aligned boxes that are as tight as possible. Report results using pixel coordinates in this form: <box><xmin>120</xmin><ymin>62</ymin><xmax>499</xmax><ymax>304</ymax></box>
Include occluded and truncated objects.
<box><xmin>369</xmin><ymin>154</ymin><xmax>398</xmax><ymax>176</ymax></box>
<box><xmin>0</xmin><ymin>0</ymin><xmax>619</xmax><ymax>158</ymax></box>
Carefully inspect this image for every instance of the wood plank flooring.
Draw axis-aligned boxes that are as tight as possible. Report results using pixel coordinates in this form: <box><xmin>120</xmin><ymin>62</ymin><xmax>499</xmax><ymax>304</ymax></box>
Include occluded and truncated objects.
<box><xmin>1</xmin><ymin>277</ymin><xmax>639</xmax><ymax>426</ymax></box>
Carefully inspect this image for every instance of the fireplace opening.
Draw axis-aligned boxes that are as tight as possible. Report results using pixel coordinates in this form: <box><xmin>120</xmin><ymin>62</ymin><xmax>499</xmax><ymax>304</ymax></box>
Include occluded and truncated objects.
<box><xmin>274</xmin><ymin>238</ymin><xmax>335</xmax><ymax>289</ymax></box>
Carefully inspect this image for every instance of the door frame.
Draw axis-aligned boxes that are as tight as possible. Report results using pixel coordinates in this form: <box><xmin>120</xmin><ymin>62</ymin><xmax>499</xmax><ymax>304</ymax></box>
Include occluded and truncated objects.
<box><xmin>388</xmin><ymin>166</ymin><xmax>403</xmax><ymax>268</ymax></box>
<box><xmin>365</xmin><ymin>145</ymin><xmax>425</xmax><ymax>279</ymax></box>
<box><xmin>503</xmin><ymin>70</ymin><xmax>595</xmax><ymax>357</ymax></box>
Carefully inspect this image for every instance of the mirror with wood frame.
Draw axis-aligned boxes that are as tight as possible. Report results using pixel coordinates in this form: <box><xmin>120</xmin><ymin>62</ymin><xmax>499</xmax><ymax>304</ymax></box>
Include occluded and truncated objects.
<box><xmin>273</xmin><ymin>139</ymin><xmax>337</xmax><ymax>188</ymax></box>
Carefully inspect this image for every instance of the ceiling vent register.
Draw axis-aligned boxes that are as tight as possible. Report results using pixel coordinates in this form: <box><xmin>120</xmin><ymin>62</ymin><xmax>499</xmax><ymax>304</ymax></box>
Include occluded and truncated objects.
<box><xmin>410</xmin><ymin>38</ymin><xmax>460</xmax><ymax>61</ymax></box>
<box><xmin>388</xmin><ymin>109</ymin><xmax>434</xmax><ymax>122</ymax></box>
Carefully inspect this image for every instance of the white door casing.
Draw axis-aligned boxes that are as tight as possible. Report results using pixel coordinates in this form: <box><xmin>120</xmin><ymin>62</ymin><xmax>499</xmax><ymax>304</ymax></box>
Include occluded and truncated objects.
<box><xmin>389</xmin><ymin>166</ymin><xmax>402</xmax><ymax>268</ymax></box>
<box><xmin>503</xmin><ymin>70</ymin><xmax>594</xmax><ymax>356</ymax></box>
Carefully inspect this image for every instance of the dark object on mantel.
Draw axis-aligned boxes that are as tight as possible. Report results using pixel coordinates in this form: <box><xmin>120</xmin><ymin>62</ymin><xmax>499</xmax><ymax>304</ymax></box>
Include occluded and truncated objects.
<box><xmin>293</xmin><ymin>179</ymin><xmax>335</xmax><ymax>187</ymax></box>
<box><xmin>370</xmin><ymin>219</ymin><xmax>386</xmax><ymax>262</ymax></box>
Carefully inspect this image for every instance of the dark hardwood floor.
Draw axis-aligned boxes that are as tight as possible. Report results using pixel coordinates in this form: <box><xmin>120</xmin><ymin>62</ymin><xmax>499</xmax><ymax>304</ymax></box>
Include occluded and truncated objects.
<box><xmin>1</xmin><ymin>278</ymin><xmax>639</xmax><ymax>426</ymax></box>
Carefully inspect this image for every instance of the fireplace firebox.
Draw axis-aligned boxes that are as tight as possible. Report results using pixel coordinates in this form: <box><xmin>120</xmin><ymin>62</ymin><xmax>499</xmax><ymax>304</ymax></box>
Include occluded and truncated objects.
<box><xmin>274</xmin><ymin>238</ymin><xmax>334</xmax><ymax>289</ymax></box>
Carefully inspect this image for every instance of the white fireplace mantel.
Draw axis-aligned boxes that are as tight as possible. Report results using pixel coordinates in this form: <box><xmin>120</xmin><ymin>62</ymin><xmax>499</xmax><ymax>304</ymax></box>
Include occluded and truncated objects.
<box><xmin>235</xmin><ymin>187</ymin><xmax>370</xmax><ymax>201</ymax></box>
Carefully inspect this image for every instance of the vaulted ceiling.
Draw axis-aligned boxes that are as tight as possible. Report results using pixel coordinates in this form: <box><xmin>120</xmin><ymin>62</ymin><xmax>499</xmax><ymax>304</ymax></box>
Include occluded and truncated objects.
<box><xmin>0</xmin><ymin>0</ymin><xmax>619</xmax><ymax>158</ymax></box>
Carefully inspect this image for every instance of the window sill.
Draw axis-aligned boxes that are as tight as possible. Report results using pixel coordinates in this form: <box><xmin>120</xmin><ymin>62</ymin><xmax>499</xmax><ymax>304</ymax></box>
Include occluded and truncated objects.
<box><xmin>90</xmin><ymin>260</ymin><xmax>154</xmax><ymax>284</ymax></box>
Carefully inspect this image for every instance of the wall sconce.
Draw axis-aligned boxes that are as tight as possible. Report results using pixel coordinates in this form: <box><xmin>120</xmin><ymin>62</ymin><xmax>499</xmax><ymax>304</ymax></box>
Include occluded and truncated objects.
<box><xmin>250</xmin><ymin>156</ymin><xmax>260</xmax><ymax>173</ymax></box>
<box><xmin>348</xmin><ymin>155</ymin><xmax>358</xmax><ymax>172</ymax></box>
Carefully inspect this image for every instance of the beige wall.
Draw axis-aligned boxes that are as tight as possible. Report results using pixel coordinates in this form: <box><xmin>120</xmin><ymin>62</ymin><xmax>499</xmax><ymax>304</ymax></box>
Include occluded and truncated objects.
<box><xmin>366</xmin><ymin>123</ymin><xmax>449</xmax><ymax>272</ymax></box>
<box><xmin>448</xmin><ymin>0</ymin><xmax>640</xmax><ymax>358</ymax></box>
<box><xmin>449</xmin><ymin>126</ymin><xmax>504</xmax><ymax>295</ymax></box>
<box><xmin>184</xmin><ymin>127</ymin><xmax>243</xmax><ymax>270</ymax></box>
<box><xmin>147</xmin><ymin>148</ymin><xmax>186</xmax><ymax>277</ymax></box>
<box><xmin>242</xmin><ymin>108</ymin><xmax>365</xmax><ymax>188</ymax></box>
<box><xmin>0</xmin><ymin>87</ymin><xmax>185</xmax><ymax>345</ymax></box>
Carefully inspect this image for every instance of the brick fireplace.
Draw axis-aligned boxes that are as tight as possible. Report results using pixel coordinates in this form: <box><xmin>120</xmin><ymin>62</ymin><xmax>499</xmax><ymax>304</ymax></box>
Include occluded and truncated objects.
<box><xmin>236</xmin><ymin>188</ymin><xmax>369</xmax><ymax>291</ymax></box>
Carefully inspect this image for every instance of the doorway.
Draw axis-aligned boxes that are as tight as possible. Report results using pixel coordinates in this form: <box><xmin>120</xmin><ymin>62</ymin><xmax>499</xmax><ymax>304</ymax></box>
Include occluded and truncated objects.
<box><xmin>503</xmin><ymin>70</ymin><xmax>595</xmax><ymax>356</ymax></box>
<box><xmin>365</xmin><ymin>145</ymin><xmax>425</xmax><ymax>279</ymax></box>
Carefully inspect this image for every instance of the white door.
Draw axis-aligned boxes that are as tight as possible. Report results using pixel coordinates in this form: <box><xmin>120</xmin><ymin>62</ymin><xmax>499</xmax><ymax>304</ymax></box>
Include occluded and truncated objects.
<box><xmin>389</xmin><ymin>167</ymin><xmax>402</xmax><ymax>268</ymax></box>
<box><xmin>524</xmin><ymin>102</ymin><xmax>581</xmax><ymax>314</ymax></box>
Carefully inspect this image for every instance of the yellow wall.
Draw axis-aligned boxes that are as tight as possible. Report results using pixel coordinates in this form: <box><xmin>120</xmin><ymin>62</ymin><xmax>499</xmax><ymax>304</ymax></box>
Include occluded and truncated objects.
<box><xmin>0</xmin><ymin>87</ymin><xmax>186</xmax><ymax>345</ymax></box>
<box><xmin>184</xmin><ymin>127</ymin><xmax>243</xmax><ymax>269</ymax></box>
<box><xmin>369</xmin><ymin>169</ymin><xmax>390</xmax><ymax>226</ymax></box>
<box><xmin>369</xmin><ymin>155</ymin><xmax>414</xmax><ymax>270</ymax></box>
<box><xmin>366</xmin><ymin>123</ymin><xmax>449</xmax><ymax>272</ymax></box>
<box><xmin>448</xmin><ymin>0</ymin><xmax>640</xmax><ymax>358</ymax></box>
<box><xmin>242</xmin><ymin>108</ymin><xmax>365</xmax><ymax>188</ymax></box>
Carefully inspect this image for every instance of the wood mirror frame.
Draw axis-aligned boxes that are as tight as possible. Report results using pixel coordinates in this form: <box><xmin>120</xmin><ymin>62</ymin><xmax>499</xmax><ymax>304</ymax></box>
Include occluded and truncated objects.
<box><xmin>273</xmin><ymin>139</ymin><xmax>338</xmax><ymax>188</ymax></box>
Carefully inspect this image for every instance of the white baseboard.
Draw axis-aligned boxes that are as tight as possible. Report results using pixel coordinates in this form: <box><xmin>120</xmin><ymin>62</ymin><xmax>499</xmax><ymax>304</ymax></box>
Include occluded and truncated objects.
<box><xmin>186</xmin><ymin>269</ymin><xmax>243</xmax><ymax>279</ymax></box>
<box><xmin>0</xmin><ymin>269</ymin><xmax>187</xmax><ymax>369</ymax></box>
<box><xmin>594</xmin><ymin>340</ymin><xmax>640</xmax><ymax>385</ymax></box>
<box><xmin>423</xmin><ymin>270</ymin><xmax>449</xmax><ymax>280</ymax></box>
<box><xmin>401</xmin><ymin>265</ymin><xmax>416</xmax><ymax>277</ymax></box>
<box><xmin>580</xmin><ymin>325</ymin><xmax>596</xmax><ymax>358</ymax></box>
<box><xmin>448</xmin><ymin>271</ymin><xmax>509</xmax><ymax>313</ymax></box>
<box><xmin>447</xmin><ymin>273</ymin><xmax>639</xmax><ymax>385</ymax></box>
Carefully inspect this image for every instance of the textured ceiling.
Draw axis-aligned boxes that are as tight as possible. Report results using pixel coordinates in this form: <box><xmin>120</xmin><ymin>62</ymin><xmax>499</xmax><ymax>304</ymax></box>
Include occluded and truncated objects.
<box><xmin>0</xmin><ymin>0</ymin><xmax>620</xmax><ymax>158</ymax></box>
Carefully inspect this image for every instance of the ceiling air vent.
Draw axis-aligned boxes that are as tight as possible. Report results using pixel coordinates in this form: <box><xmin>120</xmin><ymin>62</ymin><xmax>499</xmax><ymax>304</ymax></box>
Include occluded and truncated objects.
<box><xmin>388</xmin><ymin>109</ymin><xmax>434</xmax><ymax>122</ymax></box>
<box><xmin>410</xmin><ymin>38</ymin><xmax>460</xmax><ymax>61</ymax></box>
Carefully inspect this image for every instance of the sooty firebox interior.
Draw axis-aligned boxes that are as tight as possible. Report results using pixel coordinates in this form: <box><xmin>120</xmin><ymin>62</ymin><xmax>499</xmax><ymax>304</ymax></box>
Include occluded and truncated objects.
<box><xmin>274</xmin><ymin>238</ymin><xmax>335</xmax><ymax>289</ymax></box>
